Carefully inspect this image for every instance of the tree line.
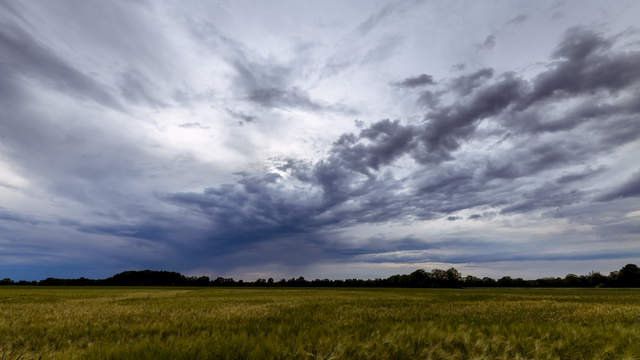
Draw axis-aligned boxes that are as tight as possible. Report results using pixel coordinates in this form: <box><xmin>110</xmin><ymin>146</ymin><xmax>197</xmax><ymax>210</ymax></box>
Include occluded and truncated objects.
<box><xmin>2</xmin><ymin>264</ymin><xmax>640</xmax><ymax>287</ymax></box>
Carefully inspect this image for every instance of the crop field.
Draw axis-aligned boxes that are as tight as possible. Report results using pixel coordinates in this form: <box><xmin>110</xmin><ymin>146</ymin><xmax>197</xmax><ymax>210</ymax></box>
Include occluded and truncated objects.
<box><xmin>1</xmin><ymin>287</ymin><xmax>640</xmax><ymax>359</ymax></box>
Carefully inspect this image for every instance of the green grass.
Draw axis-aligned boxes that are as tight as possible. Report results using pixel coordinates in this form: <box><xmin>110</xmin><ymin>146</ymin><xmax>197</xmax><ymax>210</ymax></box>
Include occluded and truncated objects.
<box><xmin>1</xmin><ymin>287</ymin><xmax>640</xmax><ymax>359</ymax></box>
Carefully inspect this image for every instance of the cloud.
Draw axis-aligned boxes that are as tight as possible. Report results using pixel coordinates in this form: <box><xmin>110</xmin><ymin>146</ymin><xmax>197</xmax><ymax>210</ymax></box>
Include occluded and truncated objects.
<box><xmin>0</xmin><ymin>22</ymin><xmax>122</xmax><ymax>111</ymax></box>
<box><xmin>1</xmin><ymin>0</ymin><xmax>640</xmax><ymax>280</ymax></box>
<box><xmin>118</xmin><ymin>70</ymin><xmax>166</xmax><ymax>108</ymax></box>
<box><xmin>140</xmin><ymin>27</ymin><xmax>640</xmax><ymax>268</ymax></box>
<box><xmin>178</xmin><ymin>122</ymin><xmax>210</xmax><ymax>129</ymax></box>
<box><xmin>226</xmin><ymin>108</ymin><xmax>257</xmax><ymax>124</ymax></box>
<box><xmin>188</xmin><ymin>21</ymin><xmax>356</xmax><ymax>115</ymax></box>
<box><xmin>356</xmin><ymin>0</ymin><xmax>421</xmax><ymax>35</ymax></box>
<box><xmin>393</xmin><ymin>74</ymin><xmax>435</xmax><ymax>88</ymax></box>
<box><xmin>598</xmin><ymin>171</ymin><xmax>640</xmax><ymax>201</ymax></box>
<box><xmin>0</xmin><ymin>208</ymin><xmax>42</xmax><ymax>226</ymax></box>
<box><xmin>517</xmin><ymin>27</ymin><xmax>640</xmax><ymax>110</ymax></box>
<box><xmin>477</xmin><ymin>34</ymin><xmax>496</xmax><ymax>50</ymax></box>
<box><xmin>146</xmin><ymin>26</ymin><xmax>640</xmax><ymax>267</ymax></box>
<box><xmin>449</xmin><ymin>68</ymin><xmax>494</xmax><ymax>96</ymax></box>
<box><xmin>505</xmin><ymin>14</ymin><xmax>528</xmax><ymax>26</ymax></box>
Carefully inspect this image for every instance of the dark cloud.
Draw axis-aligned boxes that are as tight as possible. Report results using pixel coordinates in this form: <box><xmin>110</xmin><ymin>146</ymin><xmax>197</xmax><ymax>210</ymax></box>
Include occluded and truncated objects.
<box><xmin>518</xmin><ymin>27</ymin><xmax>640</xmax><ymax>110</ymax></box>
<box><xmin>330</xmin><ymin>119</ymin><xmax>417</xmax><ymax>173</ymax></box>
<box><xmin>412</xmin><ymin>74</ymin><xmax>526</xmax><ymax>164</ymax></box>
<box><xmin>393</xmin><ymin>74</ymin><xmax>435</xmax><ymax>88</ymax></box>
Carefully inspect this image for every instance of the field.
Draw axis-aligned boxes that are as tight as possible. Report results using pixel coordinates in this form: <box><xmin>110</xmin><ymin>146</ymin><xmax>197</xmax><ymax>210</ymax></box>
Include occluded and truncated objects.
<box><xmin>1</xmin><ymin>287</ymin><xmax>640</xmax><ymax>359</ymax></box>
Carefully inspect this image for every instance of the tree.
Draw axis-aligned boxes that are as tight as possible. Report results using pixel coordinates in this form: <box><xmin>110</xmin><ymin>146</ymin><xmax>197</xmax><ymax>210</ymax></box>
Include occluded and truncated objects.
<box><xmin>617</xmin><ymin>264</ymin><xmax>640</xmax><ymax>287</ymax></box>
<box><xmin>409</xmin><ymin>269</ymin><xmax>429</xmax><ymax>287</ymax></box>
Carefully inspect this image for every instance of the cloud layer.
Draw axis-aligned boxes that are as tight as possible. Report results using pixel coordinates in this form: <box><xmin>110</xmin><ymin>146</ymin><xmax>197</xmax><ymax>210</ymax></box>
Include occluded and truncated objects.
<box><xmin>1</xmin><ymin>1</ymin><xmax>639</xmax><ymax>280</ymax></box>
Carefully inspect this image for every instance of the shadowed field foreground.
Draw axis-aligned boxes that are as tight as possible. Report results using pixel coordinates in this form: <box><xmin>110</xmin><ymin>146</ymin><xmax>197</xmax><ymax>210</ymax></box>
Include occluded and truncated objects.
<box><xmin>1</xmin><ymin>288</ymin><xmax>640</xmax><ymax>359</ymax></box>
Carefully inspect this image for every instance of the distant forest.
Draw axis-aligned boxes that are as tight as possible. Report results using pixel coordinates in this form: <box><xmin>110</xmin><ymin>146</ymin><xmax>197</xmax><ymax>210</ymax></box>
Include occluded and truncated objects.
<box><xmin>2</xmin><ymin>264</ymin><xmax>640</xmax><ymax>288</ymax></box>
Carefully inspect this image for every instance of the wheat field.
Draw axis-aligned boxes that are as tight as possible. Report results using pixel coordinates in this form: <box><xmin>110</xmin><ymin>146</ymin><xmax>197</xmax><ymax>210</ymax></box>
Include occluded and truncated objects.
<box><xmin>1</xmin><ymin>287</ymin><xmax>639</xmax><ymax>359</ymax></box>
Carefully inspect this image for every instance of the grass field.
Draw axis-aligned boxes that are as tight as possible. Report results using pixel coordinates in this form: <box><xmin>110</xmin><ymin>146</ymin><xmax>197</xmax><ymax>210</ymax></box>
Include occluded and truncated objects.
<box><xmin>1</xmin><ymin>287</ymin><xmax>640</xmax><ymax>359</ymax></box>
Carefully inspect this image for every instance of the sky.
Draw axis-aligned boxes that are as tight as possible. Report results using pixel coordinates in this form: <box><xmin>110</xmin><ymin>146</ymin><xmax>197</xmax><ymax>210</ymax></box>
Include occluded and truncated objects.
<box><xmin>1</xmin><ymin>0</ymin><xmax>640</xmax><ymax>281</ymax></box>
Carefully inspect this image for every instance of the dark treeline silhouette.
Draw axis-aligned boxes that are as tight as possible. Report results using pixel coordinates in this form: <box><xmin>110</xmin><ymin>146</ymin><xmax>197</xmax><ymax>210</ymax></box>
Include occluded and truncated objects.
<box><xmin>2</xmin><ymin>264</ymin><xmax>640</xmax><ymax>288</ymax></box>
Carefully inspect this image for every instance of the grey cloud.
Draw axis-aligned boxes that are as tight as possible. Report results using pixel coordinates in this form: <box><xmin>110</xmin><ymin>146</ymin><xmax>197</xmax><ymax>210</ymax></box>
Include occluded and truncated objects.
<box><xmin>119</xmin><ymin>70</ymin><xmax>166</xmax><ymax>108</ymax></box>
<box><xmin>483</xmin><ymin>139</ymin><xmax>585</xmax><ymax>181</ymax></box>
<box><xmin>179</xmin><ymin>122</ymin><xmax>210</xmax><ymax>129</ymax></box>
<box><xmin>190</xmin><ymin>21</ymin><xmax>355</xmax><ymax>115</ymax></box>
<box><xmin>449</xmin><ymin>68</ymin><xmax>494</xmax><ymax>96</ymax></box>
<box><xmin>417</xmin><ymin>90</ymin><xmax>441</xmax><ymax>108</ymax></box>
<box><xmin>356</xmin><ymin>0</ymin><xmax>419</xmax><ymax>35</ymax></box>
<box><xmin>500</xmin><ymin>184</ymin><xmax>583</xmax><ymax>214</ymax></box>
<box><xmin>329</xmin><ymin>119</ymin><xmax>417</xmax><ymax>174</ymax></box>
<box><xmin>598</xmin><ymin>171</ymin><xmax>640</xmax><ymax>201</ymax></box>
<box><xmin>412</xmin><ymin>74</ymin><xmax>526</xmax><ymax>164</ymax></box>
<box><xmin>361</xmin><ymin>35</ymin><xmax>405</xmax><ymax>65</ymax></box>
<box><xmin>0</xmin><ymin>21</ymin><xmax>122</xmax><ymax>111</ymax></box>
<box><xmin>393</xmin><ymin>74</ymin><xmax>435</xmax><ymax>88</ymax></box>
<box><xmin>93</xmin><ymin>26</ymin><xmax>640</xmax><ymax>267</ymax></box>
<box><xmin>296</xmin><ymin>27</ymin><xmax>639</xmax><ymax>178</ymax></box>
<box><xmin>247</xmin><ymin>87</ymin><xmax>326</xmax><ymax>112</ymax></box>
<box><xmin>0</xmin><ymin>208</ymin><xmax>42</xmax><ymax>226</ymax></box>
<box><xmin>226</xmin><ymin>108</ymin><xmax>256</xmax><ymax>124</ymax></box>
<box><xmin>361</xmin><ymin>248</ymin><xmax>640</xmax><ymax>265</ymax></box>
<box><xmin>506</xmin><ymin>14</ymin><xmax>528</xmax><ymax>26</ymax></box>
<box><xmin>556</xmin><ymin>167</ymin><xmax>605</xmax><ymax>184</ymax></box>
<box><xmin>518</xmin><ymin>27</ymin><xmax>640</xmax><ymax>110</ymax></box>
<box><xmin>326</xmin><ymin>72</ymin><xmax>527</xmax><ymax>174</ymax></box>
<box><xmin>477</xmin><ymin>34</ymin><xmax>496</xmax><ymax>50</ymax></box>
<box><xmin>320</xmin><ymin>1</ymin><xmax>420</xmax><ymax>79</ymax></box>
<box><xmin>3</xmin><ymin>0</ymin><xmax>640</xmax><ymax>280</ymax></box>
<box><xmin>452</xmin><ymin>63</ymin><xmax>466</xmax><ymax>71</ymax></box>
